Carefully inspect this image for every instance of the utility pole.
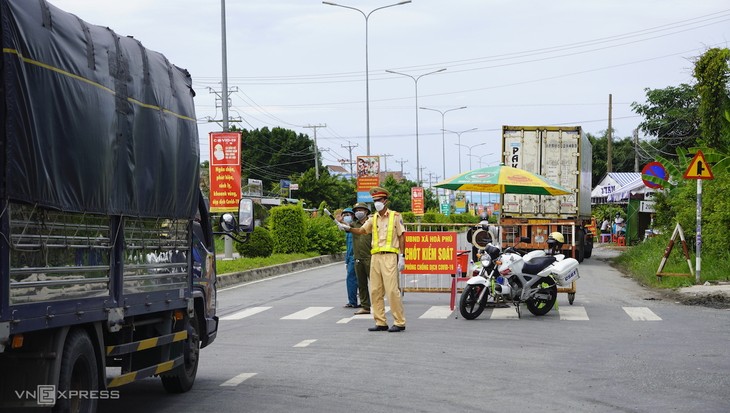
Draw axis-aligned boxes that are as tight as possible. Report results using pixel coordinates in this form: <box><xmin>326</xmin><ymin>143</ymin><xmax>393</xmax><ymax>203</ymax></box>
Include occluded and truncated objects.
<box><xmin>419</xmin><ymin>167</ymin><xmax>427</xmax><ymax>185</ymax></box>
<box><xmin>607</xmin><ymin>93</ymin><xmax>613</xmax><ymax>173</ymax></box>
<box><xmin>395</xmin><ymin>158</ymin><xmax>408</xmax><ymax>175</ymax></box>
<box><xmin>427</xmin><ymin>172</ymin><xmax>440</xmax><ymax>190</ymax></box>
<box><xmin>633</xmin><ymin>128</ymin><xmax>640</xmax><ymax>172</ymax></box>
<box><xmin>304</xmin><ymin>124</ymin><xmax>326</xmax><ymax>179</ymax></box>
<box><xmin>207</xmin><ymin>86</ymin><xmax>242</xmax><ymax>126</ymax></box>
<box><xmin>380</xmin><ymin>153</ymin><xmax>393</xmax><ymax>172</ymax></box>
<box><xmin>341</xmin><ymin>141</ymin><xmax>359</xmax><ymax>176</ymax></box>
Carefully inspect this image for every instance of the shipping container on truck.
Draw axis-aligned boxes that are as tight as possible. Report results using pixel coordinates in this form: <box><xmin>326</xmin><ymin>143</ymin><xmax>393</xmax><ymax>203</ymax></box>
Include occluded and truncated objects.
<box><xmin>0</xmin><ymin>1</ymin><xmax>251</xmax><ymax>411</ymax></box>
<box><xmin>500</xmin><ymin>125</ymin><xmax>594</xmax><ymax>261</ymax></box>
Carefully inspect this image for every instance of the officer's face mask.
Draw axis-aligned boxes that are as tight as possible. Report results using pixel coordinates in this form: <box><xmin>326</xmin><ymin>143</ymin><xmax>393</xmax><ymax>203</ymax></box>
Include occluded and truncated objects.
<box><xmin>343</xmin><ymin>215</ymin><xmax>353</xmax><ymax>224</ymax></box>
<box><xmin>355</xmin><ymin>211</ymin><xmax>366</xmax><ymax>220</ymax></box>
<box><xmin>374</xmin><ymin>201</ymin><xmax>385</xmax><ymax>212</ymax></box>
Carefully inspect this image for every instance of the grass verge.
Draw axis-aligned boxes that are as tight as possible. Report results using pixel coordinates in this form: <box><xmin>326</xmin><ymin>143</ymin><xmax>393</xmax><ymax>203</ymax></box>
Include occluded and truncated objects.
<box><xmin>215</xmin><ymin>252</ymin><xmax>321</xmax><ymax>275</ymax></box>
<box><xmin>612</xmin><ymin>234</ymin><xmax>730</xmax><ymax>289</ymax></box>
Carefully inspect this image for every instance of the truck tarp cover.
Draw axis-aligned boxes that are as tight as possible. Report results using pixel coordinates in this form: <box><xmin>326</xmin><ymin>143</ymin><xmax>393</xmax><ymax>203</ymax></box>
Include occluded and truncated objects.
<box><xmin>0</xmin><ymin>0</ymin><xmax>199</xmax><ymax>219</ymax></box>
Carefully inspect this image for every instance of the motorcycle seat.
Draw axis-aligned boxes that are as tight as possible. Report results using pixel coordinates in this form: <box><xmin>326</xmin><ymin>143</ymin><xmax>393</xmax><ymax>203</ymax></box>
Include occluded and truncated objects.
<box><xmin>521</xmin><ymin>256</ymin><xmax>557</xmax><ymax>275</ymax></box>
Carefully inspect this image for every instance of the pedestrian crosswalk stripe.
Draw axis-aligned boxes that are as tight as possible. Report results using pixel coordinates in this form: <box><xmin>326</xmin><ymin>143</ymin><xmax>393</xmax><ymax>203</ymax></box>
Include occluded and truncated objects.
<box><xmin>293</xmin><ymin>339</ymin><xmax>317</xmax><ymax>348</ymax></box>
<box><xmin>558</xmin><ymin>306</ymin><xmax>589</xmax><ymax>320</ymax></box>
<box><xmin>220</xmin><ymin>307</ymin><xmax>272</xmax><ymax>320</ymax></box>
<box><xmin>419</xmin><ymin>306</ymin><xmax>453</xmax><ymax>319</ymax></box>
<box><xmin>623</xmin><ymin>307</ymin><xmax>661</xmax><ymax>321</ymax></box>
<box><xmin>220</xmin><ymin>372</ymin><xmax>257</xmax><ymax>387</ymax></box>
<box><xmin>281</xmin><ymin>306</ymin><xmax>333</xmax><ymax>320</ymax></box>
<box><xmin>337</xmin><ymin>306</ymin><xmax>389</xmax><ymax>324</ymax></box>
<box><xmin>490</xmin><ymin>307</ymin><xmax>519</xmax><ymax>319</ymax></box>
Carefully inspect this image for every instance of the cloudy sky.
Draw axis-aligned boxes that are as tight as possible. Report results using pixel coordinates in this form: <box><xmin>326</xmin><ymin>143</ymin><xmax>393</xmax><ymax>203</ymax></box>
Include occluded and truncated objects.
<box><xmin>52</xmin><ymin>0</ymin><xmax>729</xmax><ymax>184</ymax></box>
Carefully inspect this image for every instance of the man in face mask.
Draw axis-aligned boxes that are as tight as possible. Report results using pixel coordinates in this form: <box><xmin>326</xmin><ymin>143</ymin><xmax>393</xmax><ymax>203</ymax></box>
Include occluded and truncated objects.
<box><xmin>341</xmin><ymin>208</ymin><xmax>359</xmax><ymax>308</ymax></box>
<box><xmin>337</xmin><ymin>187</ymin><xmax>407</xmax><ymax>332</ymax></box>
<box><xmin>351</xmin><ymin>202</ymin><xmax>372</xmax><ymax>315</ymax></box>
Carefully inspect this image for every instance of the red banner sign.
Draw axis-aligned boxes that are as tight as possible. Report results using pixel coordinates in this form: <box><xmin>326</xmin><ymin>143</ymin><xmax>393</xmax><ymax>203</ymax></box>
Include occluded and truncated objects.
<box><xmin>402</xmin><ymin>231</ymin><xmax>457</xmax><ymax>274</ymax></box>
<box><xmin>209</xmin><ymin>131</ymin><xmax>242</xmax><ymax>212</ymax></box>
<box><xmin>411</xmin><ymin>187</ymin><xmax>424</xmax><ymax>216</ymax></box>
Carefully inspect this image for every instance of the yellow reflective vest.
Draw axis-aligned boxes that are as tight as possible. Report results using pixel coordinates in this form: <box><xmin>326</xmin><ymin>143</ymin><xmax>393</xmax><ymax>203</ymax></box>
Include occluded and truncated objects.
<box><xmin>370</xmin><ymin>211</ymin><xmax>400</xmax><ymax>254</ymax></box>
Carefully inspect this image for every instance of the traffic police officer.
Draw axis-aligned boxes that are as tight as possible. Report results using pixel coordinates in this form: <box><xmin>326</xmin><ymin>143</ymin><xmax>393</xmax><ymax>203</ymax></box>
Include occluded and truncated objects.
<box><xmin>337</xmin><ymin>187</ymin><xmax>407</xmax><ymax>332</ymax></box>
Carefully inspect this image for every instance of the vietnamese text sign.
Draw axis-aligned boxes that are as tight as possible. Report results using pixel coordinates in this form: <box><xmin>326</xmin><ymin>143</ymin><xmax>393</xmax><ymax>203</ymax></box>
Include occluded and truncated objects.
<box><xmin>356</xmin><ymin>156</ymin><xmax>380</xmax><ymax>193</ymax></box>
<box><xmin>411</xmin><ymin>187</ymin><xmax>424</xmax><ymax>216</ymax></box>
<box><xmin>402</xmin><ymin>231</ymin><xmax>457</xmax><ymax>274</ymax></box>
<box><xmin>209</xmin><ymin>132</ymin><xmax>241</xmax><ymax>212</ymax></box>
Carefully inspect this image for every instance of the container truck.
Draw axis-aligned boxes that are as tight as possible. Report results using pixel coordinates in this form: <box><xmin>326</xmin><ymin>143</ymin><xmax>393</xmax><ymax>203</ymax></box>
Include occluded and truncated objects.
<box><xmin>499</xmin><ymin>125</ymin><xmax>594</xmax><ymax>261</ymax></box>
<box><xmin>0</xmin><ymin>1</ymin><xmax>251</xmax><ymax>411</ymax></box>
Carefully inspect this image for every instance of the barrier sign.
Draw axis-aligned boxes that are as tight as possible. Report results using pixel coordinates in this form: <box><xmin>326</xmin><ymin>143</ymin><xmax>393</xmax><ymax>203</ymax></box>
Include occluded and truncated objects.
<box><xmin>402</xmin><ymin>231</ymin><xmax>457</xmax><ymax>274</ymax></box>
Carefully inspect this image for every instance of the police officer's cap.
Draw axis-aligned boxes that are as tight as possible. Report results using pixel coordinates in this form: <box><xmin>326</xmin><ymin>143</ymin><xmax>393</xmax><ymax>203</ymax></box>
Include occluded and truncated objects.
<box><xmin>353</xmin><ymin>202</ymin><xmax>370</xmax><ymax>212</ymax></box>
<box><xmin>369</xmin><ymin>187</ymin><xmax>389</xmax><ymax>199</ymax></box>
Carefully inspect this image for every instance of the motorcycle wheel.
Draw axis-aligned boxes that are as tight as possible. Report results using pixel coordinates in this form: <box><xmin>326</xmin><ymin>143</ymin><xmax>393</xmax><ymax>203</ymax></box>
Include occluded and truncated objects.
<box><xmin>459</xmin><ymin>284</ymin><xmax>488</xmax><ymax>320</ymax></box>
<box><xmin>526</xmin><ymin>280</ymin><xmax>558</xmax><ymax>316</ymax></box>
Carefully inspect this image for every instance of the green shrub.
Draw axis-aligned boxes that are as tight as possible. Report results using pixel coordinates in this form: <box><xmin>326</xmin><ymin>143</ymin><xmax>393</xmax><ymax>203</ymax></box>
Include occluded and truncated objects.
<box><xmin>235</xmin><ymin>226</ymin><xmax>274</xmax><ymax>258</ymax></box>
<box><xmin>270</xmin><ymin>205</ymin><xmax>308</xmax><ymax>254</ymax></box>
<box><xmin>401</xmin><ymin>211</ymin><xmax>416</xmax><ymax>223</ymax></box>
<box><xmin>448</xmin><ymin>213</ymin><xmax>480</xmax><ymax>224</ymax></box>
<box><xmin>306</xmin><ymin>216</ymin><xmax>345</xmax><ymax>255</ymax></box>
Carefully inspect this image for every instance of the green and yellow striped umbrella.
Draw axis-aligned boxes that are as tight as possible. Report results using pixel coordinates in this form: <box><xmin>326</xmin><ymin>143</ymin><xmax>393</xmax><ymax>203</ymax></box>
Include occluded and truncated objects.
<box><xmin>434</xmin><ymin>164</ymin><xmax>571</xmax><ymax>195</ymax></box>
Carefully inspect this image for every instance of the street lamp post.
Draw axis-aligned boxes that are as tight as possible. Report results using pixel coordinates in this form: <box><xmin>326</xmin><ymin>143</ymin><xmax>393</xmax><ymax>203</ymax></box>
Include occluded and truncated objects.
<box><xmin>323</xmin><ymin>1</ymin><xmax>411</xmax><ymax>156</ymax></box>
<box><xmin>419</xmin><ymin>106</ymin><xmax>466</xmax><ymax>185</ymax></box>
<box><xmin>386</xmin><ymin>68</ymin><xmax>446</xmax><ymax>184</ymax></box>
<box><xmin>444</xmin><ymin>128</ymin><xmax>477</xmax><ymax>174</ymax></box>
<box><xmin>455</xmin><ymin>142</ymin><xmax>486</xmax><ymax>209</ymax></box>
<box><xmin>468</xmin><ymin>152</ymin><xmax>495</xmax><ymax>208</ymax></box>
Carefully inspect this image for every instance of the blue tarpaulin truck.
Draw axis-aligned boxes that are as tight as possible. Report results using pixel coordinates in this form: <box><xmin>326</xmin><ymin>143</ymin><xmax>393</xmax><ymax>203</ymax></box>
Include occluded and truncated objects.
<box><xmin>0</xmin><ymin>1</ymin><xmax>238</xmax><ymax>411</ymax></box>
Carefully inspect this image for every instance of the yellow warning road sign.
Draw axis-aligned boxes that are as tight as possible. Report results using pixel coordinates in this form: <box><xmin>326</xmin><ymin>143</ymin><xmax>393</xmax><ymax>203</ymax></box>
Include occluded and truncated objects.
<box><xmin>683</xmin><ymin>150</ymin><xmax>714</xmax><ymax>180</ymax></box>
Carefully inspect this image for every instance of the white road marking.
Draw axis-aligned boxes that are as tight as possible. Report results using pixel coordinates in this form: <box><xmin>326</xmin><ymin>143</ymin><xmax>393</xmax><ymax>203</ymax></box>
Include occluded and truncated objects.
<box><xmin>281</xmin><ymin>306</ymin><xmax>333</xmax><ymax>320</ymax></box>
<box><xmin>220</xmin><ymin>307</ymin><xmax>272</xmax><ymax>320</ymax></box>
<box><xmin>558</xmin><ymin>306</ymin><xmax>589</xmax><ymax>320</ymax></box>
<box><xmin>623</xmin><ymin>307</ymin><xmax>662</xmax><ymax>321</ymax></box>
<box><xmin>293</xmin><ymin>339</ymin><xmax>317</xmax><ymax>348</ymax></box>
<box><xmin>419</xmin><ymin>306</ymin><xmax>453</xmax><ymax>319</ymax></box>
<box><xmin>490</xmin><ymin>307</ymin><xmax>519</xmax><ymax>319</ymax></box>
<box><xmin>336</xmin><ymin>306</ymin><xmax>389</xmax><ymax>324</ymax></box>
<box><xmin>220</xmin><ymin>372</ymin><xmax>257</xmax><ymax>387</ymax></box>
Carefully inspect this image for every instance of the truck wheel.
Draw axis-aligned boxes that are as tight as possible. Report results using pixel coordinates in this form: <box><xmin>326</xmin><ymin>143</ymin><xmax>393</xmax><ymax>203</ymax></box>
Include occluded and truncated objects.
<box><xmin>583</xmin><ymin>230</ymin><xmax>593</xmax><ymax>259</ymax></box>
<box><xmin>574</xmin><ymin>230</ymin><xmax>585</xmax><ymax>263</ymax></box>
<box><xmin>54</xmin><ymin>330</ymin><xmax>99</xmax><ymax>413</ymax></box>
<box><xmin>161</xmin><ymin>315</ymin><xmax>200</xmax><ymax>393</ymax></box>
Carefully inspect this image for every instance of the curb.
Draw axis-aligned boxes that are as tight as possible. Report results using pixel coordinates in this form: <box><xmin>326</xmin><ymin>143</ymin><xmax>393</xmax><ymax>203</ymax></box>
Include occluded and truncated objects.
<box><xmin>217</xmin><ymin>253</ymin><xmax>344</xmax><ymax>288</ymax></box>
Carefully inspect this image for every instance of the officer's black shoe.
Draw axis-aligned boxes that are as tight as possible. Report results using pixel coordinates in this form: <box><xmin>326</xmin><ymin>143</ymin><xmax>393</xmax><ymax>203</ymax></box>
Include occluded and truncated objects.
<box><xmin>388</xmin><ymin>325</ymin><xmax>406</xmax><ymax>332</ymax></box>
<box><xmin>368</xmin><ymin>325</ymin><xmax>389</xmax><ymax>332</ymax></box>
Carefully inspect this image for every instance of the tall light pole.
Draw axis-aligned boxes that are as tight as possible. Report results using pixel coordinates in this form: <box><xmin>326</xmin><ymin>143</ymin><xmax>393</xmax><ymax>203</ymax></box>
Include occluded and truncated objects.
<box><xmin>469</xmin><ymin>152</ymin><xmax>494</xmax><ymax>209</ymax></box>
<box><xmin>386</xmin><ymin>68</ymin><xmax>447</xmax><ymax>184</ymax></box>
<box><xmin>323</xmin><ymin>1</ymin><xmax>412</xmax><ymax>156</ymax></box>
<box><xmin>456</xmin><ymin>143</ymin><xmax>487</xmax><ymax>171</ymax></box>
<box><xmin>455</xmin><ymin>142</ymin><xmax>486</xmax><ymax>209</ymax></box>
<box><xmin>444</xmin><ymin>128</ymin><xmax>477</xmax><ymax>174</ymax></box>
<box><xmin>468</xmin><ymin>152</ymin><xmax>495</xmax><ymax>168</ymax></box>
<box><xmin>419</xmin><ymin>106</ymin><xmax>466</xmax><ymax>184</ymax></box>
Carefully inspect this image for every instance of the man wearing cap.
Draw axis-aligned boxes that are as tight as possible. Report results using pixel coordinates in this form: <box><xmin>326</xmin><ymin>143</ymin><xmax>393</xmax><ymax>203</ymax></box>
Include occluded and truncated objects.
<box><xmin>337</xmin><ymin>187</ymin><xmax>407</xmax><ymax>332</ymax></box>
<box><xmin>351</xmin><ymin>202</ymin><xmax>372</xmax><ymax>315</ymax></box>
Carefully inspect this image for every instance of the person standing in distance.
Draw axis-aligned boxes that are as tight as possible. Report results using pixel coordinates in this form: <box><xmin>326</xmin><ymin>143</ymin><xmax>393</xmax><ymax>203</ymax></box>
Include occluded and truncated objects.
<box><xmin>351</xmin><ymin>202</ymin><xmax>372</xmax><ymax>315</ymax></box>
<box><xmin>337</xmin><ymin>187</ymin><xmax>407</xmax><ymax>332</ymax></box>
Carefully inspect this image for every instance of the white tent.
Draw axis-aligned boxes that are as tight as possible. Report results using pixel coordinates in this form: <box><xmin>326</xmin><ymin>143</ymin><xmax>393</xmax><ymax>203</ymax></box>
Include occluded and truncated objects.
<box><xmin>591</xmin><ymin>172</ymin><xmax>643</xmax><ymax>204</ymax></box>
